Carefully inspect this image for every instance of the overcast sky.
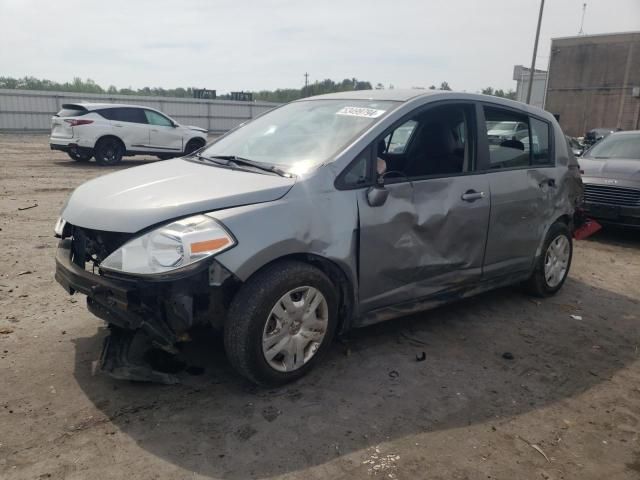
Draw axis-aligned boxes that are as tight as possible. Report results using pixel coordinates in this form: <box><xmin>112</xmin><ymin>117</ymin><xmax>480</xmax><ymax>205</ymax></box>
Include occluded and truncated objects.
<box><xmin>1</xmin><ymin>0</ymin><xmax>639</xmax><ymax>94</ymax></box>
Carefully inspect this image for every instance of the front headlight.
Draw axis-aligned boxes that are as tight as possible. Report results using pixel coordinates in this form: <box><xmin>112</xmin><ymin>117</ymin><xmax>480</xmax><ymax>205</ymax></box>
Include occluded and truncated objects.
<box><xmin>100</xmin><ymin>214</ymin><xmax>235</xmax><ymax>275</ymax></box>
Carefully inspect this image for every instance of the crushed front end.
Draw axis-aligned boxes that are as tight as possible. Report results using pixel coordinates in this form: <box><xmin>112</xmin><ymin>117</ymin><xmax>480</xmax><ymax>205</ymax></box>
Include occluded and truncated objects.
<box><xmin>55</xmin><ymin>223</ymin><xmax>238</xmax><ymax>384</ymax></box>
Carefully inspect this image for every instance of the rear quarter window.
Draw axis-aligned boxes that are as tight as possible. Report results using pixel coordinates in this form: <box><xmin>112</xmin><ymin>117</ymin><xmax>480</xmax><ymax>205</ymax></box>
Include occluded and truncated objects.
<box><xmin>56</xmin><ymin>108</ymin><xmax>87</xmax><ymax>117</ymax></box>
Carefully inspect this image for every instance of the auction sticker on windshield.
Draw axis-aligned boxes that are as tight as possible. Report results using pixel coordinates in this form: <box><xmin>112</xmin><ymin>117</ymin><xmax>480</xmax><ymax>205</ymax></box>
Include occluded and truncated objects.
<box><xmin>336</xmin><ymin>107</ymin><xmax>386</xmax><ymax>118</ymax></box>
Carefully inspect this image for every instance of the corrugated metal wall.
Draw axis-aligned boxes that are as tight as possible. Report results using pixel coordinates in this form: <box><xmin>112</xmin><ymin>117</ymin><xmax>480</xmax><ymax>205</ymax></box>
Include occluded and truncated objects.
<box><xmin>545</xmin><ymin>32</ymin><xmax>640</xmax><ymax>136</ymax></box>
<box><xmin>0</xmin><ymin>89</ymin><xmax>279</xmax><ymax>133</ymax></box>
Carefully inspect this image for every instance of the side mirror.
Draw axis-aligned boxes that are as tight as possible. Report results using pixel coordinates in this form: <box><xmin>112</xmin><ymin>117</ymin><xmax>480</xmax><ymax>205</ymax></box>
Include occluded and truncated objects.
<box><xmin>366</xmin><ymin>184</ymin><xmax>389</xmax><ymax>207</ymax></box>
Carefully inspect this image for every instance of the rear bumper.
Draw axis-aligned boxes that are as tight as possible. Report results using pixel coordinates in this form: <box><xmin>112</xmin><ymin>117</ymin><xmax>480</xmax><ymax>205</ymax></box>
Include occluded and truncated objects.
<box><xmin>50</xmin><ymin>136</ymin><xmax>94</xmax><ymax>153</ymax></box>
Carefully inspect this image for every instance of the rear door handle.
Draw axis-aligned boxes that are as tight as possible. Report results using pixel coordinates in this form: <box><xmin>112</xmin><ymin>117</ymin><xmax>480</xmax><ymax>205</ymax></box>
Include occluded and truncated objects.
<box><xmin>461</xmin><ymin>190</ymin><xmax>485</xmax><ymax>202</ymax></box>
<box><xmin>113</xmin><ymin>124</ymin><xmax>123</xmax><ymax>127</ymax></box>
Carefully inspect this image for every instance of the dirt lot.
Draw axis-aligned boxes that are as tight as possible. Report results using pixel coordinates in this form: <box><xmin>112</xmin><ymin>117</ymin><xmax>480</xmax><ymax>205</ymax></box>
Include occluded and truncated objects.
<box><xmin>1</xmin><ymin>133</ymin><xmax>640</xmax><ymax>480</ymax></box>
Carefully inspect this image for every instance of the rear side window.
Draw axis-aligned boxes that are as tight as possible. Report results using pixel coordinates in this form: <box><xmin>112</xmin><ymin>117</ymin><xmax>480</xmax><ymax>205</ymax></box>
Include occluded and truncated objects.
<box><xmin>530</xmin><ymin>117</ymin><xmax>551</xmax><ymax>165</ymax></box>
<box><xmin>56</xmin><ymin>108</ymin><xmax>87</xmax><ymax>117</ymax></box>
<box><xmin>484</xmin><ymin>107</ymin><xmax>530</xmax><ymax>169</ymax></box>
<box><xmin>101</xmin><ymin>107</ymin><xmax>147</xmax><ymax>124</ymax></box>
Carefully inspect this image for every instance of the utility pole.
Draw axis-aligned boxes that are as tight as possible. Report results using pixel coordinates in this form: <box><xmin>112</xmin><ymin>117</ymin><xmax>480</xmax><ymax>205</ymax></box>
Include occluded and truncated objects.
<box><xmin>304</xmin><ymin>72</ymin><xmax>309</xmax><ymax>97</ymax></box>
<box><xmin>578</xmin><ymin>3</ymin><xmax>587</xmax><ymax>35</ymax></box>
<box><xmin>527</xmin><ymin>0</ymin><xmax>545</xmax><ymax>105</ymax></box>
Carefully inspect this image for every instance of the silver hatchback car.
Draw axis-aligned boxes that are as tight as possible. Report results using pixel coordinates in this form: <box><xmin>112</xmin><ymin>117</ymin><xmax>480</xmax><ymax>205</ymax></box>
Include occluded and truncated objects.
<box><xmin>54</xmin><ymin>90</ymin><xmax>583</xmax><ymax>385</ymax></box>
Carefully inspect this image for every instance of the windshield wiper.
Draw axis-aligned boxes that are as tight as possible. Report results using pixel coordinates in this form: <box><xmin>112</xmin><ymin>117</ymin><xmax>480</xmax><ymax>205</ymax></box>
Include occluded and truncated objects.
<box><xmin>196</xmin><ymin>154</ymin><xmax>293</xmax><ymax>178</ymax></box>
<box><xmin>206</xmin><ymin>155</ymin><xmax>292</xmax><ymax>177</ymax></box>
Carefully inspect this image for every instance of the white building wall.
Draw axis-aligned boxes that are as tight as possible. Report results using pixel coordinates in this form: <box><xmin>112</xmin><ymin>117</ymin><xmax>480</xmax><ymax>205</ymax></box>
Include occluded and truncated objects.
<box><xmin>513</xmin><ymin>65</ymin><xmax>548</xmax><ymax>110</ymax></box>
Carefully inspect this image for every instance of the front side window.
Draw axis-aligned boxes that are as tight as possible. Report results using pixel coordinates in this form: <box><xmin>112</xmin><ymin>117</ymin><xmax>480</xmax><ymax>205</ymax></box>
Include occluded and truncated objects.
<box><xmin>375</xmin><ymin>103</ymin><xmax>475</xmax><ymax>180</ymax></box>
<box><xmin>201</xmin><ymin>99</ymin><xmax>398</xmax><ymax>175</ymax></box>
<box><xmin>383</xmin><ymin>120</ymin><xmax>417</xmax><ymax>155</ymax></box>
<box><xmin>145</xmin><ymin>110</ymin><xmax>173</xmax><ymax>127</ymax></box>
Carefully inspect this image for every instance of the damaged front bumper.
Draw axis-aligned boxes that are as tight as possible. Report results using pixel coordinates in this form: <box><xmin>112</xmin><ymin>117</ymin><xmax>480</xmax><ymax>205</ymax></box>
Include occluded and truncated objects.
<box><xmin>55</xmin><ymin>239</ymin><xmax>235</xmax><ymax>383</ymax></box>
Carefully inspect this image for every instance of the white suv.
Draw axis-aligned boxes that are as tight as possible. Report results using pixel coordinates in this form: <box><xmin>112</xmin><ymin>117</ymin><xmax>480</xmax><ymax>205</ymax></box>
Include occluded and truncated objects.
<box><xmin>50</xmin><ymin>103</ymin><xmax>208</xmax><ymax>165</ymax></box>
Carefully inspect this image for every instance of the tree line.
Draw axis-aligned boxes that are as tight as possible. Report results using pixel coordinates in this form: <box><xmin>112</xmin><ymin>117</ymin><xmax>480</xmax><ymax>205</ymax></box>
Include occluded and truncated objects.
<box><xmin>0</xmin><ymin>75</ymin><xmax>516</xmax><ymax>102</ymax></box>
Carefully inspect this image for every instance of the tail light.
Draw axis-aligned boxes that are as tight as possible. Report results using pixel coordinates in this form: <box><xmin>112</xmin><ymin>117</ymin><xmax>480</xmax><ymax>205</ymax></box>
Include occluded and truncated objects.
<box><xmin>64</xmin><ymin>119</ymin><xmax>94</xmax><ymax>126</ymax></box>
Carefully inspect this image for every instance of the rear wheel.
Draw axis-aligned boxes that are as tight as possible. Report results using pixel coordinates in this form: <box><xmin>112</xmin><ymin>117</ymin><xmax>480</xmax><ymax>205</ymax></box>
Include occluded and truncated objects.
<box><xmin>94</xmin><ymin>137</ymin><xmax>124</xmax><ymax>165</ymax></box>
<box><xmin>524</xmin><ymin>222</ymin><xmax>573</xmax><ymax>297</ymax></box>
<box><xmin>67</xmin><ymin>151</ymin><xmax>92</xmax><ymax>162</ymax></box>
<box><xmin>224</xmin><ymin>261</ymin><xmax>338</xmax><ymax>386</ymax></box>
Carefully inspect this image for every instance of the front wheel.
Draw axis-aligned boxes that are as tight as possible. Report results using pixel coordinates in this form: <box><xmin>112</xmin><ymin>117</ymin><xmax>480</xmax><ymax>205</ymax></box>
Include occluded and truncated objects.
<box><xmin>524</xmin><ymin>222</ymin><xmax>573</xmax><ymax>297</ymax></box>
<box><xmin>224</xmin><ymin>261</ymin><xmax>338</xmax><ymax>386</ymax></box>
<box><xmin>94</xmin><ymin>138</ymin><xmax>124</xmax><ymax>165</ymax></box>
<box><xmin>183</xmin><ymin>139</ymin><xmax>204</xmax><ymax>156</ymax></box>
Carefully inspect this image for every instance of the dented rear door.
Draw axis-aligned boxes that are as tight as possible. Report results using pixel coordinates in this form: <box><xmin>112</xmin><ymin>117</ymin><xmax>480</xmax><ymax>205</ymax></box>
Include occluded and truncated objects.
<box><xmin>357</xmin><ymin>174</ymin><xmax>491</xmax><ymax>314</ymax></box>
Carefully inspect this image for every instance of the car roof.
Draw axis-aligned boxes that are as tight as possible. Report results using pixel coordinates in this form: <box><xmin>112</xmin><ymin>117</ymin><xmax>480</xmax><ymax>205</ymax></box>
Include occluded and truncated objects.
<box><xmin>61</xmin><ymin>103</ymin><xmax>154</xmax><ymax>111</ymax></box>
<box><xmin>304</xmin><ymin>89</ymin><xmax>434</xmax><ymax>102</ymax></box>
<box><xmin>298</xmin><ymin>89</ymin><xmax>556</xmax><ymax>121</ymax></box>
<box><xmin>607</xmin><ymin>130</ymin><xmax>639</xmax><ymax>137</ymax></box>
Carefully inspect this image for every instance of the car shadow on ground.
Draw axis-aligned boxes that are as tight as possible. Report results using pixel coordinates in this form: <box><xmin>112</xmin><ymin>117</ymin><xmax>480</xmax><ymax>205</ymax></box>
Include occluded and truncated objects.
<box><xmin>71</xmin><ymin>273</ymin><xmax>640</xmax><ymax>479</ymax></box>
<box><xmin>52</xmin><ymin>158</ymin><xmax>159</xmax><ymax>170</ymax></box>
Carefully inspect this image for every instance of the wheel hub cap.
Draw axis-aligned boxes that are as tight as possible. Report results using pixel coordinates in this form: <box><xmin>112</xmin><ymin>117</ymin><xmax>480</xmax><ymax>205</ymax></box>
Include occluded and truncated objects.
<box><xmin>262</xmin><ymin>286</ymin><xmax>329</xmax><ymax>373</ymax></box>
<box><xmin>544</xmin><ymin>235</ymin><xmax>570</xmax><ymax>288</ymax></box>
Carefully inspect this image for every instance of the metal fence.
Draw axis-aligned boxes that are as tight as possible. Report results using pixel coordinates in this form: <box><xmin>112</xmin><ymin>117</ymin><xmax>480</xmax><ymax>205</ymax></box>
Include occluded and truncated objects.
<box><xmin>0</xmin><ymin>89</ymin><xmax>280</xmax><ymax>133</ymax></box>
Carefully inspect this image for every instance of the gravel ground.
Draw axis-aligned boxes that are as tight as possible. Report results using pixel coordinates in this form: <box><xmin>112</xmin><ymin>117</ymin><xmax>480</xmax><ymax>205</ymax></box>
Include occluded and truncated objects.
<box><xmin>1</xmin><ymin>133</ymin><xmax>640</xmax><ymax>480</ymax></box>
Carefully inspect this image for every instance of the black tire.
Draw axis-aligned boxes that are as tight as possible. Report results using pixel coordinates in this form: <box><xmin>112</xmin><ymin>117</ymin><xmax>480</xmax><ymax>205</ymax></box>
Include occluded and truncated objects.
<box><xmin>67</xmin><ymin>151</ymin><xmax>92</xmax><ymax>162</ymax></box>
<box><xmin>524</xmin><ymin>222</ymin><xmax>573</xmax><ymax>297</ymax></box>
<box><xmin>224</xmin><ymin>260</ymin><xmax>338</xmax><ymax>386</ymax></box>
<box><xmin>94</xmin><ymin>137</ymin><xmax>124</xmax><ymax>165</ymax></box>
<box><xmin>184</xmin><ymin>139</ymin><xmax>204</xmax><ymax>156</ymax></box>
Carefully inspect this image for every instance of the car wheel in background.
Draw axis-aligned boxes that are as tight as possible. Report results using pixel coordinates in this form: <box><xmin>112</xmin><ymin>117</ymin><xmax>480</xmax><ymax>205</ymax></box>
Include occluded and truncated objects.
<box><xmin>94</xmin><ymin>137</ymin><xmax>124</xmax><ymax>166</ymax></box>
<box><xmin>67</xmin><ymin>151</ymin><xmax>92</xmax><ymax>162</ymax></box>
<box><xmin>524</xmin><ymin>222</ymin><xmax>573</xmax><ymax>297</ymax></box>
<box><xmin>183</xmin><ymin>139</ymin><xmax>204</xmax><ymax>156</ymax></box>
<box><xmin>224</xmin><ymin>261</ymin><xmax>338</xmax><ymax>386</ymax></box>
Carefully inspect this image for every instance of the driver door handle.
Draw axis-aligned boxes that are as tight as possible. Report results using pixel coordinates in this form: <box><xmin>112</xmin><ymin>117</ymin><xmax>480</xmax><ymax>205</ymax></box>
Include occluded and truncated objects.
<box><xmin>461</xmin><ymin>190</ymin><xmax>485</xmax><ymax>202</ymax></box>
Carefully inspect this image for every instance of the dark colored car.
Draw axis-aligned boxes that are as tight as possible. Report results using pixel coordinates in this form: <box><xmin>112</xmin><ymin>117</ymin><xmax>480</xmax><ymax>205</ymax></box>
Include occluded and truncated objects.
<box><xmin>584</xmin><ymin>128</ymin><xmax>615</xmax><ymax>147</ymax></box>
<box><xmin>580</xmin><ymin>130</ymin><xmax>640</xmax><ymax>227</ymax></box>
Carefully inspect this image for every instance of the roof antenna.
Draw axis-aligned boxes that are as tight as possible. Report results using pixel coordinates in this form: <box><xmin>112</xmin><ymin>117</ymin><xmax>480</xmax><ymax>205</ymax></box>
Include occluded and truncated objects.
<box><xmin>578</xmin><ymin>2</ymin><xmax>587</xmax><ymax>35</ymax></box>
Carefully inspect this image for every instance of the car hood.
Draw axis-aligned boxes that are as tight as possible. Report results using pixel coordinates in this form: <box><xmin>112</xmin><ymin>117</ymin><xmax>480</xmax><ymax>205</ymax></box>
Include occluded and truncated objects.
<box><xmin>185</xmin><ymin>125</ymin><xmax>207</xmax><ymax>133</ymax></box>
<box><xmin>580</xmin><ymin>157</ymin><xmax>640</xmax><ymax>181</ymax></box>
<box><xmin>62</xmin><ymin>159</ymin><xmax>296</xmax><ymax>233</ymax></box>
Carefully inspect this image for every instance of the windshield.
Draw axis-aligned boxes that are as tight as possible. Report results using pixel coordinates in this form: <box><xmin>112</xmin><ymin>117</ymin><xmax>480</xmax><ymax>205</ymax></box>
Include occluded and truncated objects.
<box><xmin>584</xmin><ymin>133</ymin><xmax>640</xmax><ymax>160</ymax></box>
<box><xmin>200</xmin><ymin>99</ymin><xmax>398</xmax><ymax>174</ymax></box>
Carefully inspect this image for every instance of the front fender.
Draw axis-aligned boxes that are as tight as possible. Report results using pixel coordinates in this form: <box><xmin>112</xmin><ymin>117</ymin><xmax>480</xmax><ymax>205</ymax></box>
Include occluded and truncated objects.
<box><xmin>211</xmin><ymin>185</ymin><xmax>359</xmax><ymax>295</ymax></box>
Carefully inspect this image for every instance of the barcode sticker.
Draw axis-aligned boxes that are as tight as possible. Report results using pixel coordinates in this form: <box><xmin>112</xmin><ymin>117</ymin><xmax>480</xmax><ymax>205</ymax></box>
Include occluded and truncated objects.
<box><xmin>336</xmin><ymin>107</ymin><xmax>386</xmax><ymax>118</ymax></box>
